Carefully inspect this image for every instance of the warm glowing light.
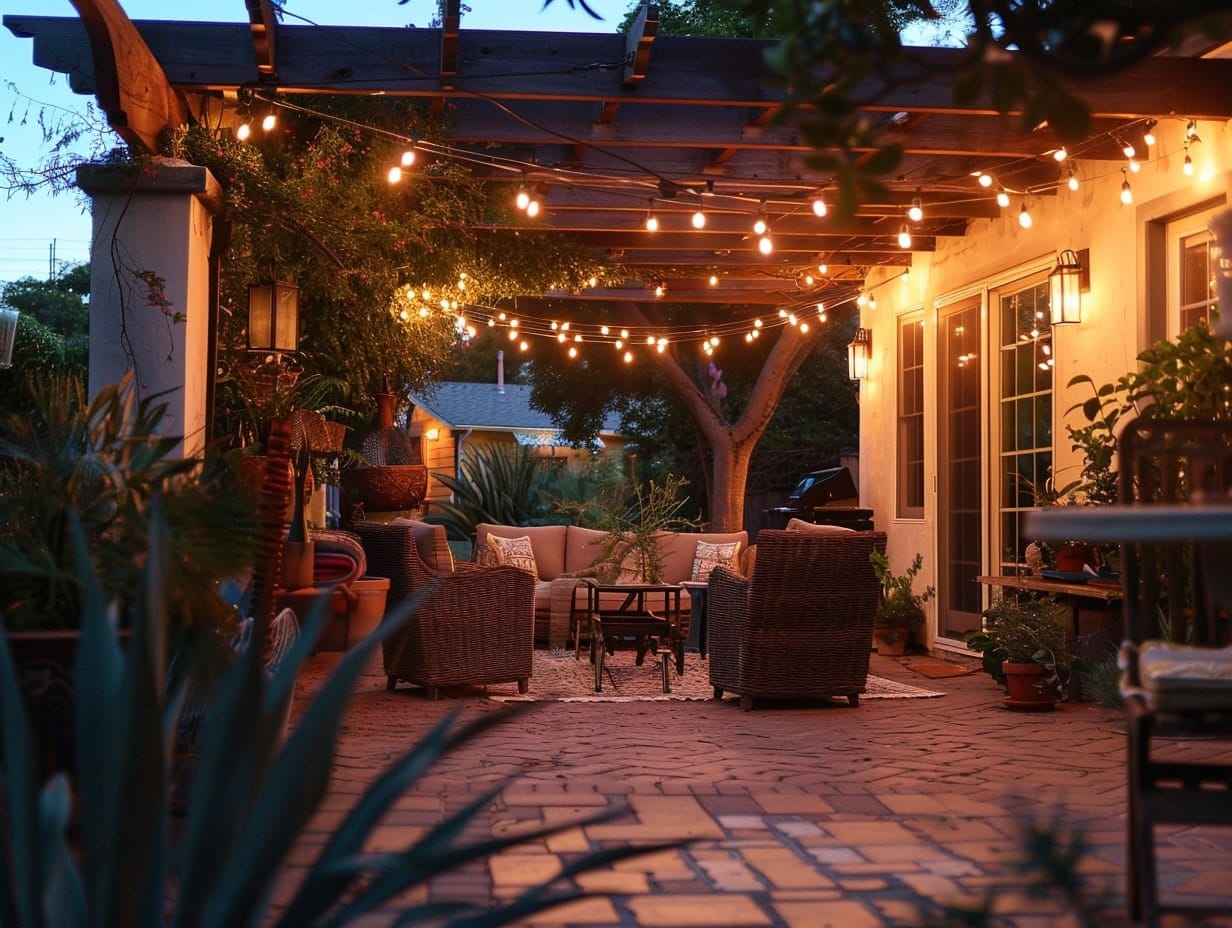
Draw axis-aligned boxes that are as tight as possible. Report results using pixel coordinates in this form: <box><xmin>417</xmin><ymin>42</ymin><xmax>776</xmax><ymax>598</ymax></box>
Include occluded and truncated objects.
<box><xmin>812</xmin><ymin>195</ymin><xmax>827</xmax><ymax>217</ymax></box>
<box><xmin>1143</xmin><ymin>122</ymin><xmax>1157</xmax><ymax>146</ymax></box>
<box><xmin>977</xmin><ymin>172</ymin><xmax>994</xmax><ymax>188</ymax></box>
<box><xmin>800</xmin><ymin>322</ymin><xmax>809</xmax><ymax>333</ymax></box>
<box><xmin>620</xmin><ymin>328</ymin><xmax>629</xmax><ymax>339</ymax></box>
<box><xmin>788</xmin><ymin>313</ymin><xmax>798</xmax><ymax>326</ymax></box>
<box><xmin>623</xmin><ymin>351</ymin><xmax>633</xmax><ymax>363</ymax></box>
<box><xmin>1120</xmin><ymin>170</ymin><xmax>1133</xmax><ymax>205</ymax></box>
<box><xmin>996</xmin><ymin>189</ymin><xmax>1010</xmax><ymax>209</ymax></box>
<box><xmin>804</xmin><ymin>274</ymin><xmax>815</xmax><ymax>286</ymax></box>
<box><xmin>400</xmin><ymin>149</ymin><xmax>416</xmax><ymax>167</ymax></box>
<box><xmin>646</xmin><ymin>335</ymin><xmax>656</xmax><ymax>345</ymax></box>
<box><xmin>868</xmin><ymin>294</ymin><xmax>877</xmax><ymax>311</ymax></box>
<box><xmin>568</xmin><ymin>346</ymin><xmax>578</xmax><ymax>358</ymax></box>
<box><xmin>557</xmin><ymin>332</ymin><xmax>567</xmax><ymax>343</ymax></box>
<box><xmin>519</xmin><ymin>340</ymin><xmax>529</xmax><ymax>352</ymax></box>
<box><xmin>387</xmin><ymin>166</ymin><xmax>402</xmax><ymax>184</ymax></box>
<box><xmin>691</xmin><ymin>207</ymin><xmax>706</xmax><ymax>229</ymax></box>
<box><xmin>510</xmin><ymin>319</ymin><xmax>519</xmax><ymax>328</ymax></box>
<box><xmin>645</xmin><ymin>212</ymin><xmax>659</xmax><ymax>232</ymax></box>
<box><xmin>1183</xmin><ymin>152</ymin><xmax>1195</xmax><ymax>176</ymax></box>
<box><xmin>600</xmin><ymin>325</ymin><xmax>610</xmax><ymax>335</ymax></box>
<box><xmin>710</xmin><ymin>336</ymin><xmax>719</xmax><ymax>346</ymax></box>
<box><xmin>709</xmin><ymin>274</ymin><xmax>718</xmax><ymax>286</ymax></box>
<box><xmin>753</xmin><ymin>216</ymin><xmax>768</xmax><ymax>236</ymax></box>
<box><xmin>753</xmin><ymin>318</ymin><xmax>763</xmax><ymax>328</ymax></box>
<box><xmin>515</xmin><ymin>188</ymin><xmax>530</xmax><ymax>210</ymax></box>
<box><xmin>898</xmin><ymin>224</ymin><xmax>912</xmax><ymax>249</ymax></box>
<box><xmin>1129</xmin><ymin>158</ymin><xmax>1140</xmax><ymax>174</ymax></box>
<box><xmin>817</xmin><ymin>263</ymin><xmax>827</xmax><ymax>275</ymax></box>
<box><xmin>262</xmin><ymin>112</ymin><xmax>277</xmax><ymax>132</ymax></box>
<box><xmin>588</xmin><ymin>276</ymin><xmax>598</xmax><ymax>288</ymax></box>
<box><xmin>1052</xmin><ymin>146</ymin><xmax>1067</xmax><ymax>162</ymax></box>
<box><xmin>654</xmin><ymin>284</ymin><xmax>665</xmax><ymax>297</ymax></box>
<box><xmin>1121</xmin><ymin>140</ymin><xmax>1136</xmax><ymax>158</ymax></box>
<box><xmin>758</xmin><ymin>235</ymin><xmax>773</xmax><ymax>255</ymax></box>
<box><xmin>526</xmin><ymin>199</ymin><xmax>540</xmax><ymax>218</ymax></box>
<box><xmin>1018</xmin><ymin>203</ymin><xmax>1033</xmax><ymax>229</ymax></box>
<box><xmin>615</xmin><ymin>339</ymin><xmax>623</xmax><ymax>349</ymax></box>
<box><xmin>1067</xmin><ymin>166</ymin><xmax>1079</xmax><ymax>191</ymax></box>
<box><xmin>508</xmin><ymin>330</ymin><xmax>517</xmax><ymax>341</ymax></box>
<box><xmin>236</xmin><ymin>121</ymin><xmax>252</xmax><ymax>141</ymax></box>
<box><xmin>857</xmin><ymin>292</ymin><xmax>867</xmax><ymax>307</ymax></box>
<box><xmin>907</xmin><ymin>196</ymin><xmax>923</xmax><ymax>223</ymax></box>
<box><xmin>656</xmin><ymin>342</ymin><xmax>667</xmax><ymax>353</ymax></box>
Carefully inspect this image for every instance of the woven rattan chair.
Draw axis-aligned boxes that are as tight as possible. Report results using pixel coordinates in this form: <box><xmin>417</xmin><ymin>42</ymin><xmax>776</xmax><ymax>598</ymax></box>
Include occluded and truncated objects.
<box><xmin>707</xmin><ymin>529</ymin><xmax>887</xmax><ymax>710</ymax></box>
<box><xmin>1117</xmin><ymin>418</ymin><xmax>1232</xmax><ymax>926</ymax></box>
<box><xmin>353</xmin><ymin>521</ymin><xmax>534</xmax><ymax>699</ymax></box>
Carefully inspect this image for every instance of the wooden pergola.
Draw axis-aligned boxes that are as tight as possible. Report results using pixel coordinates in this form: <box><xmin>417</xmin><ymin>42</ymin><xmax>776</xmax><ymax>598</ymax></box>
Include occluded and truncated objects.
<box><xmin>7</xmin><ymin>0</ymin><xmax>1232</xmax><ymax>308</ymax></box>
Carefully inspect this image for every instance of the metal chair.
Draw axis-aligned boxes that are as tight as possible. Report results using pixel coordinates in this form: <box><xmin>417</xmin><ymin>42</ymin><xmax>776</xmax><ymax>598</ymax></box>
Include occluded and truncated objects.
<box><xmin>1117</xmin><ymin>418</ymin><xmax>1232</xmax><ymax>926</ymax></box>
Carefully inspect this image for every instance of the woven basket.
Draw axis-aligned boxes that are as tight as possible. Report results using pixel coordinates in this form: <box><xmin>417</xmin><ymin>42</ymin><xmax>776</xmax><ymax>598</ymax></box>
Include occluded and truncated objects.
<box><xmin>342</xmin><ymin>464</ymin><xmax>428</xmax><ymax>511</ymax></box>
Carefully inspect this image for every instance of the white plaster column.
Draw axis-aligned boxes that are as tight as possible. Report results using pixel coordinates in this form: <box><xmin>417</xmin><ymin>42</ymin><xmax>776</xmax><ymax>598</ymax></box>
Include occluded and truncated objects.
<box><xmin>76</xmin><ymin>157</ymin><xmax>222</xmax><ymax>458</ymax></box>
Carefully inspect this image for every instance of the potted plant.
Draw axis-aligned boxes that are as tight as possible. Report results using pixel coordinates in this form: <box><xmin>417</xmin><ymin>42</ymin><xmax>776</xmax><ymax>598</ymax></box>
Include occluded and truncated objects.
<box><xmin>966</xmin><ymin>595</ymin><xmax>1072</xmax><ymax>710</ymax></box>
<box><xmin>0</xmin><ymin>371</ymin><xmax>255</xmax><ymax>775</ymax></box>
<box><xmin>869</xmin><ymin>551</ymin><xmax>935</xmax><ymax>656</ymax></box>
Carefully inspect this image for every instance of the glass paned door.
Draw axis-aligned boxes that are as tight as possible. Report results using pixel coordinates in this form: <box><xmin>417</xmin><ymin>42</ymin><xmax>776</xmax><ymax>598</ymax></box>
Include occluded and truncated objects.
<box><xmin>938</xmin><ymin>299</ymin><xmax>983</xmax><ymax>642</ymax></box>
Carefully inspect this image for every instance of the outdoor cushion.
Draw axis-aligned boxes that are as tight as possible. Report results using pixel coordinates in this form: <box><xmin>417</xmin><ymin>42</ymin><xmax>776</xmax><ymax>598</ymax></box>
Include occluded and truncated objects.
<box><xmin>488</xmin><ymin>534</ymin><xmax>540</xmax><ymax>581</ymax></box>
<box><xmin>657</xmin><ymin>531</ymin><xmax>748</xmax><ymax>584</ymax></box>
<box><xmin>475</xmin><ymin>523</ymin><xmax>567</xmax><ymax>578</ymax></box>
<box><xmin>785</xmin><ymin>518</ymin><xmax>856</xmax><ymax>535</ymax></box>
<box><xmin>691</xmin><ymin>539</ymin><xmax>742</xmax><ymax>582</ymax></box>
<box><xmin>1129</xmin><ymin>640</ymin><xmax>1232</xmax><ymax>712</ymax></box>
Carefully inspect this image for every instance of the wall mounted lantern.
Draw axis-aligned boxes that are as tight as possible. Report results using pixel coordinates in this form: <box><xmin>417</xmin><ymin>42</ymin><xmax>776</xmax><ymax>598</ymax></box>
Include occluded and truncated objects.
<box><xmin>247</xmin><ymin>280</ymin><xmax>300</xmax><ymax>353</ymax></box>
<box><xmin>1048</xmin><ymin>249</ymin><xmax>1089</xmax><ymax>325</ymax></box>
<box><xmin>848</xmin><ymin>327</ymin><xmax>872</xmax><ymax>380</ymax></box>
<box><xmin>0</xmin><ymin>303</ymin><xmax>19</xmax><ymax>369</ymax></box>
<box><xmin>425</xmin><ymin>426</ymin><xmax>441</xmax><ymax>442</ymax></box>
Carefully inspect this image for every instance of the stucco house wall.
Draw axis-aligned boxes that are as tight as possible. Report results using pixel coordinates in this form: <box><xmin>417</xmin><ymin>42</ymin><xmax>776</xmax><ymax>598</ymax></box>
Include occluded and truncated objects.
<box><xmin>858</xmin><ymin>117</ymin><xmax>1232</xmax><ymax>651</ymax></box>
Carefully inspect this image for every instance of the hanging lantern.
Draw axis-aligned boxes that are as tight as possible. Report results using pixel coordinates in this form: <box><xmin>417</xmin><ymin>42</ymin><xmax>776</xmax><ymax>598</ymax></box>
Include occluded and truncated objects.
<box><xmin>247</xmin><ymin>281</ymin><xmax>300</xmax><ymax>353</ymax></box>
<box><xmin>848</xmin><ymin>327</ymin><xmax>872</xmax><ymax>380</ymax></box>
<box><xmin>0</xmin><ymin>303</ymin><xmax>19</xmax><ymax>369</ymax></box>
<box><xmin>1048</xmin><ymin>250</ymin><xmax>1086</xmax><ymax>325</ymax></box>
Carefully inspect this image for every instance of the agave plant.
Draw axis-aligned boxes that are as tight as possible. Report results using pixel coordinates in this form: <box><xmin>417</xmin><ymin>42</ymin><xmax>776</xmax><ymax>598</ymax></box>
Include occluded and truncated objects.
<box><xmin>426</xmin><ymin>443</ymin><xmax>556</xmax><ymax>539</ymax></box>
<box><xmin>0</xmin><ymin>504</ymin><xmax>677</xmax><ymax>927</ymax></box>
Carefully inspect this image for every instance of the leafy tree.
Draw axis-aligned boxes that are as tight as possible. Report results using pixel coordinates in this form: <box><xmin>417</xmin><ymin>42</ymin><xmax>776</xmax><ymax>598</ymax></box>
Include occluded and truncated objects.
<box><xmin>0</xmin><ymin>264</ymin><xmax>90</xmax><ymax>418</ymax></box>
<box><xmin>163</xmin><ymin>98</ymin><xmax>607</xmax><ymax>447</ymax></box>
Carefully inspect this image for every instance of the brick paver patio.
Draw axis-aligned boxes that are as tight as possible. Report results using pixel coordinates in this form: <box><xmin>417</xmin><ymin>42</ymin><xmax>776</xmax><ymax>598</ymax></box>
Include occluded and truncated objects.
<box><xmin>287</xmin><ymin>649</ymin><xmax>1232</xmax><ymax>927</ymax></box>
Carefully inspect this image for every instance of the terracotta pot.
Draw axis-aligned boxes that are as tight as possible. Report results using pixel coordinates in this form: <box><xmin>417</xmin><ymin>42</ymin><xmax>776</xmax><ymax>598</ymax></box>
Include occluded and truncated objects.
<box><xmin>1002</xmin><ymin>660</ymin><xmax>1057</xmax><ymax>711</ymax></box>
<box><xmin>873</xmin><ymin>626</ymin><xmax>910</xmax><ymax>656</ymax></box>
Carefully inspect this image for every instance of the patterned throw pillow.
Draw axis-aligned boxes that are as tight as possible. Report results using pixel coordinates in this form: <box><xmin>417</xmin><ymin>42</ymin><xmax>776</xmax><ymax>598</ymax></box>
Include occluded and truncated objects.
<box><xmin>487</xmin><ymin>534</ymin><xmax>540</xmax><ymax>580</ymax></box>
<box><xmin>690</xmin><ymin>539</ymin><xmax>741</xmax><ymax>582</ymax></box>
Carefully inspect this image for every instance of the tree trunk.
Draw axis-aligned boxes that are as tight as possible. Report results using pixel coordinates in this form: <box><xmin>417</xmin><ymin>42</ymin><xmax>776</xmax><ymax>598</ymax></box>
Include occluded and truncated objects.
<box><xmin>634</xmin><ymin>303</ymin><xmax>823</xmax><ymax>531</ymax></box>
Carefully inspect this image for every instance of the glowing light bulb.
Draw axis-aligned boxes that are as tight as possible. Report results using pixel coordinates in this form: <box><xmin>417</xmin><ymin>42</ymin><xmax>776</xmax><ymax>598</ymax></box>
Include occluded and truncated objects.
<box><xmin>654</xmin><ymin>284</ymin><xmax>665</xmax><ymax>297</ymax></box>
<box><xmin>1052</xmin><ymin>146</ymin><xmax>1067</xmax><ymax>162</ymax></box>
<box><xmin>908</xmin><ymin>196</ymin><xmax>923</xmax><ymax>223</ymax></box>
<box><xmin>804</xmin><ymin>274</ymin><xmax>815</xmax><ymax>286</ymax></box>
<box><xmin>526</xmin><ymin>198</ymin><xmax>540</xmax><ymax>218</ymax></box>
<box><xmin>623</xmin><ymin>351</ymin><xmax>633</xmax><ymax>363</ymax></box>
<box><xmin>1067</xmin><ymin>167</ymin><xmax>1079</xmax><ymax>192</ymax></box>
<box><xmin>568</xmin><ymin>346</ymin><xmax>578</xmax><ymax>358</ymax></box>
<box><xmin>515</xmin><ymin>188</ymin><xmax>530</xmax><ymax>210</ymax></box>
<box><xmin>709</xmin><ymin>274</ymin><xmax>718</xmax><ymax>286</ymax></box>
<box><xmin>261</xmin><ymin>112</ymin><xmax>277</xmax><ymax>132</ymax></box>
<box><xmin>898</xmin><ymin>224</ymin><xmax>912</xmax><ymax>249</ymax></box>
<box><xmin>236</xmin><ymin>121</ymin><xmax>252</xmax><ymax>141</ymax></box>
<box><xmin>519</xmin><ymin>340</ymin><xmax>528</xmax><ymax>352</ymax></box>
<box><xmin>817</xmin><ymin>263</ymin><xmax>827</xmax><ymax>275</ymax></box>
<box><xmin>753</xmin><ymin>318</ymin><xmax>763</xmax><ymax>328</ymax></box>
<box><xmin>401</xmin><ymin>149</ymin><xmax>416</xmax><ymax>167</ymax></box>
<box><xmin>1121</xmin><ymin>140</ymin><xmax>1136</xmax><ymax>159</ymax></box>
<box><xmin>600</xmin><ymin>325</ymin><xmax>610</xmax><ymax>335</ymax></box>
<box><xmin>758</xmin><ymin>234</ymin><xmax>773</xmax><ymax>255</ymax></box>
<box><xmin>977</xmin><ymin>172</ymin><xmax>994</xmax><ymax>188</ymax></box>
<box><xmin>753</xmin><ymin>216</ymin><xmax>768</xmax><ymax>236</ymax></box>
<box><xmin>1120</xmin><ymin>171</ymin><xmax>1133</xmax><ymax>205</ymax></box>
<box><xmin>996</xmin><ymin>189</ymin><xmax>1010</xmax><ymax>209</ymax></box>
<box><xmin>812</xmin><ymin>195</ymin><xmax>827</xmax><ymax>217</ymax></box>
<box><xmin>620</xmin><ymin>329</ymin><xmax>629</xmax><ymax>339</ymax></box>
<box><xmin>710</xmin><ymin>336</ymin><xmax>719</xmax><ymax>346</ymax></box>
<box><xmin>645</xmin><ymin>212</ymin><xmax>659</xmax><ymax>232</ymax></box>
<box><xmin>588</xmin><ymin>276</ymin><xmax>598</xmax><ymax>288</ymax></box>
<box><xmin>868</xmin><ymin>294</ymin><xmax>877</xmax><ymax>311</ymax></box>
<box><xmin>1129</xmin><ymin>158</ymin><xmax>1140</xmax><ymax>174</ymax></box>
<box><xmin>1143</xmin><ymin>122</ymin><xmax>1157</xmax><ymax>146</ymax></box>
<box><xmin>387</xmin><ymin>166</ymin><xmax>402</xmax><ymax>184</ymax></box>
<box><xmin>1018</xmin><ymin>203</ymin><xmax>1033</xmax><ymax>229</ymax></box>
<box><xmin>1183</xmin><ymin>153</ymin><xmax>1195</xmax><ymax>176</ymax></box>
<box><xmin>800</xmin><ymin>322</ymin><xmax>809</xmax><ymax>333</ymax></box>
<box><xmin>691</xmin><ymin>207</ymin><xmax>706</xmax><ymax>229</ymax></box>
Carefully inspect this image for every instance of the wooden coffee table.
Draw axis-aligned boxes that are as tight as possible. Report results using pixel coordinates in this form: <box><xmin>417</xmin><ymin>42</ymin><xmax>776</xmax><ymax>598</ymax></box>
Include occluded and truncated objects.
<box><xmin>580</xmin><ymin>582</ymin><xmax>683</xmax><ymax>693</ymax></box>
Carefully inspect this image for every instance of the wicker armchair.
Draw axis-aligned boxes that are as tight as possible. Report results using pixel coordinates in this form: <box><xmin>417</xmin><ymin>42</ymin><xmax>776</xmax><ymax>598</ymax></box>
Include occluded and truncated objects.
<box><xmin>708</xmin><ymin>529</ymin><xmax>887</xmax><ymax>710</ymax></box>
<box><xmin>352</xmin><ymin>521</ymin><xmax>534</xmax><ymax>699</ymax></box>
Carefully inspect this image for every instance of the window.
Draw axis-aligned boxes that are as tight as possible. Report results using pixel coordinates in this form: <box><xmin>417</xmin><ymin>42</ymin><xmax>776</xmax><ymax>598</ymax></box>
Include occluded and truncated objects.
<box><xmin>996</xmin><ymin>279</ymin><xmax>1052</xmax><ymax>573</ymax></box>
<box><xmin>1166</xmin><ymin>202</ymin><xmax>1224</xmax><ymax>336</ymax></box>
<box><xmin>897</xmin><ymin>315</ymin><xmax>925</xmax><ymax>518</ymax></box>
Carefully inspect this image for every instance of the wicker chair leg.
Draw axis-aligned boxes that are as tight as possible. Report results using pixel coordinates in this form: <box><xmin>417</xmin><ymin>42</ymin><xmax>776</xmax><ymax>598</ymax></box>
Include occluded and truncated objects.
<box><xmin>517</xmin><ymin>677</ymin><xmax>529</xmax><ymax>694</ymax></box>
<box><xmin>739</xmin><ymin>695</ymin><xmax>754</xmax><ymax>711</ymax></box>
<box><xmin>386</xmin><ymin>676</ymin><xmax>397</xmax><ymax>691</ymax></box>
<box><xmin>848</xmin><ymin>694</ymin><xmax>860</xmax><ymax>707</ymax></box>
<box><xmin>712</xmin><ymin>686</ymin><xmax>724</xmax><ymax>699</ymax></box>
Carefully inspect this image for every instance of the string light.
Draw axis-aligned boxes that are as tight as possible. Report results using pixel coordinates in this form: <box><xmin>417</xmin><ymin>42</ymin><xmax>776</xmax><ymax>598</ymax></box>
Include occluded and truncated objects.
<box><xmin>1128</xmin><ymin>158</ymin><xmax>1140</xmax><ymax>174</ymax></box>
<box><xmin>691</xmin><ymin>197</ymin><xmax>706</xmax><ymax>229</ymax></box>
<box><xmin>1120</xmin><ymin>168</ymin><xmax>1133</xmax><ymax>205</ymax></box>
<box><xmin>812</xmin><ymin>193</ymin><xmax>828</xmax><ymax>217</ymax></box>
<box><xmin>976</xmin><ymin>171</ymin><xmax>994</xmax><ymax>188</ymax></box>
<box><xmin>758</xmin><ymin>234</ymin><xmax>773</xmax><ymax>255</ymax></box>
<box><xmin>400</xmin><ymin>147</ymin><xmax>416</xmax><ymax>168</ymax></box>
<box><xmin>386</xmin><ymin>166</ymin><xmax>403</xmax><ymax>184</ymax></box>
<box><xmin>515</xmin><ymin>186</ymin><xmax>530</xmax><ymax>210</ymax></box>
<box><xmin>897</xmin><ymin>224</ymin><xmax>912</xmax><ymax>249</ymax></box>
<box><xmin>236</xmin><ymin>120</ymin><xmax>252</xmax><ymax>141</ymax></box>
<box><xmin>1018</xmin><ymin>202</ymin><xmax>1033</xmax><ymax>229</ymax></box>
<box><xmin>1183</xmin><ymin>147</ymin><xmax>1195</xmax><ymax>177</ymax></box>
<box><xmin>868</xmin><ymin>293</ymin><xmax>877</xmax><ymax>311</ymax></box>
<box><xmin>1142</xmin><ymin>120</ymin><xmax>1157</xmax><ymax>147</ymax></box>
<box><xmin>644</xmin><ymin>201</ymin><xmax>659</xmax><ymax>231</ymax></box>
<box><xmin>817</xmin><ymin>263</ymin><xmax>828</xmax><ymax>275</ymax></box>
<box><xmin>996</xmin><ymin>188</ymin><xmax>1010</xmax><ymax>209</ymax></box>
<box><xmin>709</xmin><ymin>273</ymin><xmax>719</xmax><ymax>286</ymax></box>
<box><xmin>1067</xmin><ymin>163</ymin><xmax>1079</xmax><ymax>191</ymax></box>
<box><xmin>1186</xmin><ymin>119</ymin><xmax>1201</xmax><ymax>144</ymax></box>
<box><xmin>907</xmin><ymin>194</ymin><xmax>924</xmax><ymax>223</ymax></box>
<box><xmin>261</xmin><ymin>110</ymin><xmax>277</xmax><ymax>132</ymax></box>
<box><xmin>1052</xmin><ymin>146</ymin><xmax>1068</xmax><ymax>162</ymax></box>
<box><xmin>753</xmin><ymin>203</ymin><xmax>768</xmax><ymax>236</ymax></box>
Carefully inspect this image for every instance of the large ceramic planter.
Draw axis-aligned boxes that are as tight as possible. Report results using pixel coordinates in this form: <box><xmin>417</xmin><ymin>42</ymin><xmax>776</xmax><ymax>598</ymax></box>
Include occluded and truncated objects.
<box><xmin>342</xmin><ymin>463</ymin><xmax>428</xmax><ymax>513</ymax></box>
<box><xmin>1002</xmin><ymin>660</ymin><xmax>1058</xmax><ymax>711</ymax></box>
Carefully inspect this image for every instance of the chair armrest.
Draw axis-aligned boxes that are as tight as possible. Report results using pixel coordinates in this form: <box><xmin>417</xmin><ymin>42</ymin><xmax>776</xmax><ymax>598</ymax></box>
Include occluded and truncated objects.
<box><xmin>707</xmin><ymin>565</ymin><xmax>751</xmax><ymax>636</ymax></box>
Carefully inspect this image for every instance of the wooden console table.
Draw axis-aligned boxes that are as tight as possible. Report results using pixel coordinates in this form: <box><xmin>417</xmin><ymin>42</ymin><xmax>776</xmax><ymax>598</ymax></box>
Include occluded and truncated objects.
<box><xmin>976</xmin><ymin>574</ymin><xmax>1121</xmax><ymax>640</ymax></box>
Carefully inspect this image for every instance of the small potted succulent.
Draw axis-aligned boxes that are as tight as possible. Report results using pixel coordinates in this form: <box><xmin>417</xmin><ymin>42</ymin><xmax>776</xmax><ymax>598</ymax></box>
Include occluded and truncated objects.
<box><xmin>869</xmin><ymin>551</ymin><xmax>935</xmax><ymax>656</ymax></box>
<box><xmin>966</xmin><ymin>595</ymin><xmax>1072</xmax><ymax>710</ymax></box>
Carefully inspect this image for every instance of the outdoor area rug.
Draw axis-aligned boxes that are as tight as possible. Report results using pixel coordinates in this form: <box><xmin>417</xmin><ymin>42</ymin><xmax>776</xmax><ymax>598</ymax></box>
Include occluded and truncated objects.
<box><xmin>486</xmin><ymin>649</ymin><xmax>945</xmax><ymax>703</ymax></box>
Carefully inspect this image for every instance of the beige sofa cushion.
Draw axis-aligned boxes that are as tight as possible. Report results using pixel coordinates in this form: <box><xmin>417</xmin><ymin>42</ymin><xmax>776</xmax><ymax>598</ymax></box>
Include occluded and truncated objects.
<box><xmin>564</xmin><ymin>525</ymin><xmax>611</xmax><ymax>575</ymax></box>
<box><xmin>474</xmin><ymin>523</ymin><xmax>568</xmax><ymax>579</ymax></box>
<box><xmin>656</xmin><ymin>531</ymin><xmax>749</xmax><ymax>584</ymax></box>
